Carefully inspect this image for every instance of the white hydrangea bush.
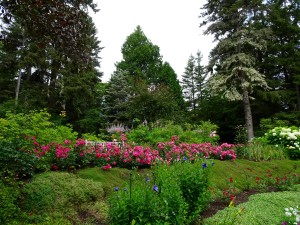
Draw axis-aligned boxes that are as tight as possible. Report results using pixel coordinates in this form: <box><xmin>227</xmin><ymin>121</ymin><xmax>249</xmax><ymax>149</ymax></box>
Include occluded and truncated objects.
<box><xmin>264</xmin><ymin>127</ymin><xmax>300</xmax><ymax>160</ymax></box>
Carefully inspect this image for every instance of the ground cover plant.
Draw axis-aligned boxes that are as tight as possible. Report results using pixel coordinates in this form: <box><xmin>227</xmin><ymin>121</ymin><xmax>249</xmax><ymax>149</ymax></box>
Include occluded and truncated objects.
<box><xmin>203</xmin><ymin>185</ymin><xmax>300</xmax><ymax>225</ymax></box>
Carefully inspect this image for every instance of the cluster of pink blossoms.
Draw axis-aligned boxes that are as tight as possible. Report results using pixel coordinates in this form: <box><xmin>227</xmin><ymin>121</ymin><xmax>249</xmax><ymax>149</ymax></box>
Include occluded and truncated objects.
<box><xmin>24</xmin><ymin>135</ymin><xmax>237</xmax><ymax>171</ymax></box>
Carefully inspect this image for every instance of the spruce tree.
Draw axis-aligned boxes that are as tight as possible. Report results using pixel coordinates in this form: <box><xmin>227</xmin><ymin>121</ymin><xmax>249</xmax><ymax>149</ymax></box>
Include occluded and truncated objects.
<box><xmin>201</xmin><ymin>0</ymin><xmax>269</xmax><ymax>141</ymax></box>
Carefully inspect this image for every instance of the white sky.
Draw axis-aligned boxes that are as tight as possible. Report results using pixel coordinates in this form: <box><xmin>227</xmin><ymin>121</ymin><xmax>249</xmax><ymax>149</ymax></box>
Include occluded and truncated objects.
<box><xmin>90</xmin><ymin>0</ymin><xmax>215</xmax><ymax>82</ymax></box>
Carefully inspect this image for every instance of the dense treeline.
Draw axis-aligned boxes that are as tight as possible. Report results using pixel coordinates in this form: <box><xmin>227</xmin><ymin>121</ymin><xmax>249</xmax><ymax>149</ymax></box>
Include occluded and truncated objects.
<box><xmin>0</xmin><ymin>0</ymin><xmax>299</xmax><ymax>142</ymax></box>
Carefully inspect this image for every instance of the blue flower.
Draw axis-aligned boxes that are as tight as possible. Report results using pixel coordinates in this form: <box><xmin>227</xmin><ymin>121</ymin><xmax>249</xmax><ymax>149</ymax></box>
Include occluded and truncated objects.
<box><xmin>183</xmin><ymin>156</ymin><xmax>187</xmax><ymax>161</ymax></box>
<box><xmin>153</xmin><ymin>184</ymin><xmax>159</xmax><ymax>192</ymax></box>
<box><xmin>212</xmin><ymin>162</ymin><xmax>215</xmax><ymax>166</ymax></box>
<box><xmin>114</xmin><ymin>187</ymin><xmax>119</xmax><ymax>192</ymax></box>
<box><xmin>202</xmin><ymin>163</ymin><xmax>207</xmax><ymax>169</ymax></box>
<box><xmin>124</xmin><ymin>188</ymin><xmax>127</xmax><ymax>191</ymax></box>
<box><xmin>145</xmin><ymin>177</ymin><xmax>149</xmax><ymax>182</ymax></box>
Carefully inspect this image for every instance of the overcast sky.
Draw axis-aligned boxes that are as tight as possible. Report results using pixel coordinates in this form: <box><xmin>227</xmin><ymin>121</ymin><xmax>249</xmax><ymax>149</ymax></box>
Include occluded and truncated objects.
<box><xmin>90</xmin><ymin>0</ymin><xmax>215</xmax><ymax>82</ymax></box>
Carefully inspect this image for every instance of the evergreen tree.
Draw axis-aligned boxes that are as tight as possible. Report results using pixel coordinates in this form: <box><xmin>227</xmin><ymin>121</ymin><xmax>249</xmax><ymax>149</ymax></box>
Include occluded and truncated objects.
<box><xmin>0</xmin><ymin>1</ymin><xmax>102</xmax><ymax>134</ymax></box>
<box><xmin>104</xmin><ymin>69</ymin><xmax>132</xmax><ymax>123</ymax></box>
<box><xmin>181</xmin><ymin>51</ymin><xmax>206</xmax><ymax>117</ymax></box>
<box><xmin>264</xmin><ymin>0</ymin><xmax>300</xmax><ymax>111</ymax></box>
<box><xmin>201</xmin><ymin>0</ymin><xmax>269</xmax><ymax>141</ymax></box>
<box><xmin>109</xmin><ymin>26</ymin><xmax>184</xmax><ymax>124</ymax></box>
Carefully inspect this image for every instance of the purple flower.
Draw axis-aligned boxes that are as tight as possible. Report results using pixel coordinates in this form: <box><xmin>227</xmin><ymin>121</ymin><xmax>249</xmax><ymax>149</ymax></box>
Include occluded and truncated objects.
<box><xmin>153</xmin><ymin>184</ymin><xmax>159</xmax><ymax>192</ymax></box>
<box><xmin>202</xmin><ymin>163</ymin><xmax>207</xmax><ymax>169</ymax></box>
<box><xmin>183</xmin><ymin>156</ymin><xmax>187</xmax><ymax>161</ymax></box>
<box><xmin>114</xmin><ymin>187</ymin><xmax>119</xmax><ymax>192</ymax></box>
<box><xmin>281</xmin><ymin>222</ymin><xmax>288</xmax><ymax>225</ymax></box>
<box><xmin>145</xmin><ymin>177</ymin><xmax>149</xmax><ymax>182</ymax></box>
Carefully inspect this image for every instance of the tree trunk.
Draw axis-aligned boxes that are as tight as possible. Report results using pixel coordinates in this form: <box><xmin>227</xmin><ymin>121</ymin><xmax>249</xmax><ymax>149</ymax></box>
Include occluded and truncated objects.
<box><xmin>296</xmin><ymin>84</ymin><xmax>300</xmax><ymax>111</ymax></box>
<box><xmin>242</xmin><ymin>87</ymin><xmax>254</xmax><ymax>142</ymax></box>
<box><xmin>14</xmin><ymin>69</ymin><xmax>22</xmax><ymax>113</ymax></box>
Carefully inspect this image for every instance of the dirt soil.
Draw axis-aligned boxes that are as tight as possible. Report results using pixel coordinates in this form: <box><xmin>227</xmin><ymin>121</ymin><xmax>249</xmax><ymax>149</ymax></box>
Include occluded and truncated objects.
<box><xmin>199</xmin><ymin>189</ymin><xmax>261</xmax><ymax>221</ymax></box>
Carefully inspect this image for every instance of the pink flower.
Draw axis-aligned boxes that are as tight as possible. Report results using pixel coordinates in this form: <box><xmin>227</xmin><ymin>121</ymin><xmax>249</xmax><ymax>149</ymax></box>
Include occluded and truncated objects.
<box><xmin>102</xmin><ymin>164</ymin><xmax>112</xmax><ymax>170</ymax></box>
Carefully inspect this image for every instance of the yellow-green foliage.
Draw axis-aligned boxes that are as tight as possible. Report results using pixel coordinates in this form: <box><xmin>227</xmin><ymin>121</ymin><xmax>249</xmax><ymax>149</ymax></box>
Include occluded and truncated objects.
<box><xmin>203</xmin><ymin>190</ymin><xmax>300</xmax><ymax>225</ymax></box>
<box><xmin>0</xmin><ymin>110</ymin><xmax>78</xmax><ymax>144</ymax></box>
<box><xmin>22</xmin><ymin>172</ymin><xmax>108</xmax><ymax>224</ymax></box>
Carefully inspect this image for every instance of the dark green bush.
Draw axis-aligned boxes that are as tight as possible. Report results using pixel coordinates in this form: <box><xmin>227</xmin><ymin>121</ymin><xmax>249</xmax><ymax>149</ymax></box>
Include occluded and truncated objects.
<box><xmin>0</xmin><ymin>140</ymin><xmax>36</xmax><ymax>179</ymax></box>
<box><xmin>0</xmin><ymin>182</ymin><xmax>21</xmax><ymax>225</ymax></box>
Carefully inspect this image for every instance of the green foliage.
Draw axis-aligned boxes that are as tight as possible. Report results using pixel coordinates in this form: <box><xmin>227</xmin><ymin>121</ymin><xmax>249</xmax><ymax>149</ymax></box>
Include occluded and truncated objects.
<box><xmin>260</xmin><ymin>112</ymin><xmax>300</xmax><ymax>134</ymax></box>
<box><xmin>167</xmin><ymin>160</ymin><xmax>211</xmax><ymax>223</ymax></box>
<box><xmin>127</xmin><ymin>121</ymin><xmax>219</xmax><ymax>147</ymax></box>
<box><xmin>21</xmin><ymin>172</ymin><xmax>106</xmax><ymax>224</ymax></box>
<box><xmin>263</xmin><ymin>127</ymin><xmax>300</xmax><ymax>160</ymax></box>
<box><xmin>0</xmin><ymin>140</ymin><xmax>36</xmax><ymax>179</ymax></box>
<box><xmin>203</xmin><ymin>191</ymin><xmax>300</xmax><ymax>225</ymax></box>
<box><xmin>0</xmin><ymin>110</ymin><xmax>78</xmax><ymax>145</ymax></box>
<box><xmin>234</xmin><ymin>125</ymin><xmax>248</xmax><ymax>144</ymax></box>
<box><xmin>181</xmin><ymin>51</ymin><xmax>207</xmax><ymax>117</ymax></box>
<box><xmin>108</xmin><ymin>160</ymin><xmax>211</xmax><ymax>225</ymax></box>
<box><xmin>235</xmin><ymin>142</ymin><xmax>286</xmax><ymax>161</ymax></box>
<box><xmin>0</xmin><ymin>182</ymin><xmax>21</xmax><ymax>225</ymax></box>
<box><xmin>106</xmin><ymin>26</ymin><xmax>184</xmax><ymax>125</ymax></box>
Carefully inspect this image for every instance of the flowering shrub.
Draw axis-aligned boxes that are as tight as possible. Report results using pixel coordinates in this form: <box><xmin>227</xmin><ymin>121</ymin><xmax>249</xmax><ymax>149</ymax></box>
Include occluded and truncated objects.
<box><xmin>10</xmin><ymin>134</ymin><xmax>236</xmax><ymax>175</ymax></box>
<box><xmin>157</xmin><ymin>140</ymin><xmax>236</xmax><ymax>163</ymax></box>
<box><xmin>264</xmin><ymin>126</ymin><xmax>300</xmax><ymax>160</ymax></box>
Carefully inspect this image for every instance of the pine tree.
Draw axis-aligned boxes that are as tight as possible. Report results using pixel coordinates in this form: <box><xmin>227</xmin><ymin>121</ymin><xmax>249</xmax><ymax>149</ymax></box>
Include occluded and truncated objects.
<box><xmin>201</xmin><ymin>0</ymin><xmax>269</xmax><ymax>141</ymax></box>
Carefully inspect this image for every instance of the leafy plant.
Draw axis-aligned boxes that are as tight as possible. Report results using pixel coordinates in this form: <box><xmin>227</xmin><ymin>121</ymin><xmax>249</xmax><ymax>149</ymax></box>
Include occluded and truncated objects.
<box><xmin>0</xmin><ymin>140</ymin><xmax>36</xmax><ymax>179</ymax></box>
<box><xmin>204</xmin><ymin>190</ymin><xmax>300</xmax><ymax>225</ymax></box>
<box><xmin>0</xmin><ymin>110</ymin><xmax>78</xmax><ymax>145</ymax></box>
<box><xmin>264</xmin><ymin>126</ymin><xmax>300</xmax><ymax>160</ymax></box>
<box><xmin>21</xmin><ymin>172</ymin><xmax>106</xmax><ymax>224</ymax></box>
<box><xmin>235</xmin><ymin>141</ymin><xmax>286</xmax><ymax>161</ymax></box>
<box><xmin>126</xmin><ymin>120</ymin><xmax>219</xmax><ymax>147</ymax></box>
<box><xmin>109</xmin><ymin>159</ymin><xmax>212</xmax><ymax>225</ymax></box>
<box><xmin>0</xmin><ymin>182</ymin><xmax>21</xmax><ymax>225</ymax></box>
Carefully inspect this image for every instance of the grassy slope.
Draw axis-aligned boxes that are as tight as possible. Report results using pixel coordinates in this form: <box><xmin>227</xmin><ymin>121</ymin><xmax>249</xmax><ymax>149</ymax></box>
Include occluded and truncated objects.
<box><xmin>13</xmin><ymin>159</ymin><xmax>300</xmax><ymax>225</ymax></box>
<box><xmin>208</xmin><ymin>159</ymin><xmax>300</xmax><ymax>194</ymax></box>
<box><xmin>77</xmin><ymin>159</ymin><xmax>300</xmax><ymax>198</ymax></box>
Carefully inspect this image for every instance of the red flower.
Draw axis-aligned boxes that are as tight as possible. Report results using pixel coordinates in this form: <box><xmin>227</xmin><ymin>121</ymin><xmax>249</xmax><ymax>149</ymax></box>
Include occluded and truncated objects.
<box><xmin>51</xmin><ymin>164</ymin><xmax>59</xmax><ymax>170</ymax></box>
<box><xmin>229</xmin><ymin>177</ymin><xmax>234</xmax><ymax>183</ymax></box>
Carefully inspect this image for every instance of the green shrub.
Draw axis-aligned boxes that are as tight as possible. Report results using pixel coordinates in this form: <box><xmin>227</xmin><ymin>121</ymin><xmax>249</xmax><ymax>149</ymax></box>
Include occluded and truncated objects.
<box><xmin>161</xmin><ymin>160</ymin><xmax>211</xmax><ymax>223</ymax></box>
<box><xmin>0</xmin><ymin>182</ymin><xmax>21</xmax><ymax>225</ymax></box>
<box><xmin>108</xmin><ymin>159</ymin><xmax>211</xmax><ymax>225</ymax></box>
<box><xmin>0</xmin><ymin>140</ymin><xmax>36</xmax><ymax>179</ymax></box>
<box><xmin>127</xmin><ymin>120</ymin><xmax>219</xmax><ymax>147</ymax></box>
<box><xmin>109</xmin><ymin>170</ymin><xmax>187</xmax><ymax>225</ymax></box>
<box><xmin>21</xmin><ymin>172</ymin><xmax>105</xmax><ymax>224</ymax></box>
<box><xmin>0</xmin><ymin>110</ymin><xmax>78</xmax><ymax>145</ymax></box>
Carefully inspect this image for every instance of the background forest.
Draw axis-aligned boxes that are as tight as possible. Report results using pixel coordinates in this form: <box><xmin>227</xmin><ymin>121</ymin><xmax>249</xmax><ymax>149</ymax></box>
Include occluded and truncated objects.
<box><xmin>0</xmin><ymin>0</ymin><xmax>299</xmax><ymax>143</ymax></box>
